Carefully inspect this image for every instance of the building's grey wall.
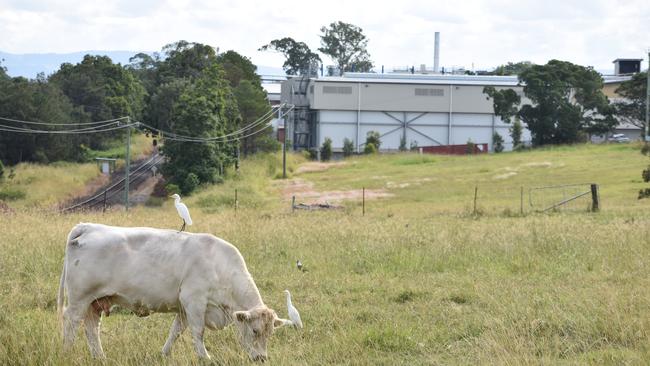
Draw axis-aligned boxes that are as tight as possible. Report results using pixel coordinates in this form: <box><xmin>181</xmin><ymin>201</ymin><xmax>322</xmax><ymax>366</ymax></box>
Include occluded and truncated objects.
<box><xmin>318</xmin><ymin>110</ymin><xmax>531</xmax><ymax>152</ymax></box>
<box><xmin>310</xmin><ymin>81</ymin><xmax>527</xmax><ymax>114</ymax></box>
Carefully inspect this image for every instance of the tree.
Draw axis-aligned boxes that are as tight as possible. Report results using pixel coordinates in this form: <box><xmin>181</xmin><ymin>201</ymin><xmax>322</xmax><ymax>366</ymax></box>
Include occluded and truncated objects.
<box><xmin>50</xmin><ymin>55</ymin><xmax>146</xmax><ymax>123</ymax></box>
<box><xmin>0</xmin><ymin>76</ymin><xmax>88</xmax><ymax>164</ymax></box>
<box><xmin>511</xmin><ymin>117</ymin><xmax>523</xmax><ymax>148</ymax></box>
<box><xmin>319</xmin><ymin>21</ymin><xmax>373</xmax><ymax>74</ymax></box>
<box><xmin>233</xmin><ymin>80</ymin><xmax>278</xmax><ymax>155</ymax></box>
<box><xmin>320</xmin><ymin>137</ymin><xmax>333</xmax><ymax>161</ymax></box>
<box><xmin>492</xmin><ymin>132</ymin><xmax>504</xmax><ymax>153</ymax></box>
<box><xmin>157</xmin><ymin>41</ymin><xmax>219</xmax><ymax>82</ymax></box>
<box><xmin>483</xmin><ymin>87</ymin><xmax>520</xmax><ymax>123</ymax></box>
<box><xmin>161</xmin><ymin>63</ymin><xmax>240</xmax><ymax>195</ymax></box>
<box><xmin>364</xmin><ymin>130</ymin><xmax>381</xmax><ymax>154</ymax></box>
<box><xmin>343</xmin><ymin>138</ymin><xmax>354</xmax><ymax>157</ymax></box>
<box><xmin>493</xmin><ymin>61</ymin><xmax>533</xmax><ymax>76</ymax></box>
<box><xmin>259</xmin><ymin>38</ymin><xmax>321</xmax><ymax>76</ymax></box>
<box><xmin>483</xmin><ymin>60</ymin><xmax>616</xmax><ymax>146</ymax></box>
<box><xmin>217</xmin><ymin>50</ymin><xmax>262</xmax><ymax>88</ymax></box>
<box><xmin>614</xmin><ymin>71</ymin><xmax>647</xmax><ymax>132</ymax></box>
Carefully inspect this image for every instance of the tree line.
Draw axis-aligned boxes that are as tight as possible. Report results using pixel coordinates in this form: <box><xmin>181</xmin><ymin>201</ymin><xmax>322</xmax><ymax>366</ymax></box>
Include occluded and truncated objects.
<box><xmin>0</xmin><ymin>41</ymin><xmax>277</xmax><ymax>194</ymax></box>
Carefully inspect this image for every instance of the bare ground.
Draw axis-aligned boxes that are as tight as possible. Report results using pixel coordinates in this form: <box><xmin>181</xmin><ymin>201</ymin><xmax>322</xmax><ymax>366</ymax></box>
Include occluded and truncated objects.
<box><xmin>294</xmin><ymin>161</ymin><xmax>347</xmax><ymax>174</ymax></box>
<box><xmin>278</xmin><ymin>178</ymin><xmax>393</xmax><ymax>204</ymax></box>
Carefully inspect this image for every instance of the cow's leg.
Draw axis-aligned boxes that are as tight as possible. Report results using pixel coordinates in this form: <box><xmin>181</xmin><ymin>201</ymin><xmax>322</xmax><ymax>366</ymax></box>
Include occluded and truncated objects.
<box><xmin>180</xmin><ymin>295</ymin><xmax>210</xmax><ymax>359</ymax></box>
<box><xmin>62</xmin><ymin>305</ymin><xmax>85</xmax><ymax>350</ymax></box>
<box><xmin>84</xmin><ymin>306</ymin><xmax>105</xmax><ymax>358</ymax></box>
<box><xmin>162</xmin><ymin>313</ymin><xmax>187</xmax><ymax>356</ymax></box>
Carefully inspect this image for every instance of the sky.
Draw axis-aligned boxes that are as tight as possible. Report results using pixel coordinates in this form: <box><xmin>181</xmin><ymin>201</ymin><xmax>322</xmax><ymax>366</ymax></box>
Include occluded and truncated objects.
<box><xmin>0</xmin><ymin>0</ymin><xmax>648</xmax><ymax>74</ymax></box>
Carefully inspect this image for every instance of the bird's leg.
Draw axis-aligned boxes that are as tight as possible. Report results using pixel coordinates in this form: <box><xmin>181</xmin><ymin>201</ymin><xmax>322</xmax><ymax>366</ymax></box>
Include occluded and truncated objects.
<box><xmin>179</xmin><ymin>220</ymin><xmax>186</xmax><ymax>232</ymax></box>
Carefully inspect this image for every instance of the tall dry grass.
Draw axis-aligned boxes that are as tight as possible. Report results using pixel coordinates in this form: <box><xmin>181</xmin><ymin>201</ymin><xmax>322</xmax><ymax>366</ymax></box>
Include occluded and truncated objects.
<box><xmin>1</xmin><ymin>144</ymin><xmax>649</xmax><ymax>365</ymax></box>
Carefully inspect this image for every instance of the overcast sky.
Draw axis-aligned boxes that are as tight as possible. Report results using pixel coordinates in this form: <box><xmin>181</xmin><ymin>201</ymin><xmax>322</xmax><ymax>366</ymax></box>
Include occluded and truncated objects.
<box><xmin>1</xmin><ymin>0</ymin><xmax>648</xmax><ymax>74</ymax></box>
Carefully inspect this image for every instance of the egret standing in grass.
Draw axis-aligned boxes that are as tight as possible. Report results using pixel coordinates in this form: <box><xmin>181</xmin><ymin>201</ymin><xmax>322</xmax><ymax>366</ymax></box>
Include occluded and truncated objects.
<box><xmin>284</xmin><ymin>290</ymin><xmax>303</xmax><ymax>329</ymax></box>
<box><xmin>170</xmin><ymin>193</ymin><xmax>192</xmax><ymax>232</ymax></box>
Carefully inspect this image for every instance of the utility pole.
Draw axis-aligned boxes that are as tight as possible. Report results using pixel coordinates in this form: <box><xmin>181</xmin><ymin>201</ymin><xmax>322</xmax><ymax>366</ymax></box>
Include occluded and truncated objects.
<box><xmin>124</xmin><ymin>117</ymin><xmax>131</xmax><ymax>211</ymax></box>
<box><xmin>645</xmin><ymin>50</ymin><xmax>650</xmax><ymax>142</ymax></box>
<box><xmin>282</xmin><ymin>104</ymin><xmax>287</xmax><ymax>179</ymax></box>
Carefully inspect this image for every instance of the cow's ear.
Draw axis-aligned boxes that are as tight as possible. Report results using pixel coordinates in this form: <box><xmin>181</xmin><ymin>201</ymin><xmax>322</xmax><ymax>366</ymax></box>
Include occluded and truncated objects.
<box><xmin>234</xmin><ymin>311</ymin><xmax>251</xmax><ymax>322</ymax></box>
<box><xmin>273</xmin><ymin>317</ymin><xmax>291</xmax><ymax>328</ymax></box>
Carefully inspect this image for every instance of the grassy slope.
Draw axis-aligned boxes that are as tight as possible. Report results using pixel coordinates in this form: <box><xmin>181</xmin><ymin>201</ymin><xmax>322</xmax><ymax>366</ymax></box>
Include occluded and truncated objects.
<box><xmin>0</xmin><ymin>134</ymin><xmax>152</xmax><ymax>209</ymax></box>
<box><xmin>1</xmin><ymin>144</ymin><xmax>649</xmax><ymax>365</ymax></box>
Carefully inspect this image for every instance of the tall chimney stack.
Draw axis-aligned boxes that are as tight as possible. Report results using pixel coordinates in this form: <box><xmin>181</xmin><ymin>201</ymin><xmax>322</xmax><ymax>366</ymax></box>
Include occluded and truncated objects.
<box><xmin>434</xmin><ymin>32</ymin><xmax>440</xmax><ymax>73</ymax></box>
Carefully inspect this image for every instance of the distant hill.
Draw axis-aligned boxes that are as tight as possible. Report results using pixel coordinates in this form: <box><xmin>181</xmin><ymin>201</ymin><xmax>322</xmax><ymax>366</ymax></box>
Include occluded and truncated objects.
<box><xmin>0</xmin><ymin>50</ymin><xmax>144</xmax><ymax>78</ymax></box>
<box><xmin>0</xmin><ymin>50</ymin><xmax>286</xmax><ymax>79</ymax></box>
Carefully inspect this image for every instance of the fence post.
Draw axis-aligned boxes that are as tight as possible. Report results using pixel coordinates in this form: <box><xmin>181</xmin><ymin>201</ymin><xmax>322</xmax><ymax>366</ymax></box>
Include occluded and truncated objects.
<box><xmin>362</xmin><ymin>187</ymin><xmax>365</xmax><ymax>216</ymax></box>
<box><xmin>473</xmin><ymin>185</ymin><xmax>478</xmax><ymax>215</ymax></box>
<box><xmin>292</xmin><ymin>195</ymin><xmax>295</xmax><ymax>213</ymax></box>
<box><xmin>591</xmin><ymin>184</ymin><xmax>599</xmax><ymax>212</ymax></box>
<box><xmin>103</xmin><ymin>189</ymin><xmax>107</xmax><ymax>213</ymax></box>
<box><xmin>235</xmin><ymin>189</ymin><xmax>238</xmax><ymax>211</ymax></box>
<box><xmin>520</xmin><ymin>186</ymin><xmax>524</xmax><ymax>215</ymax></box>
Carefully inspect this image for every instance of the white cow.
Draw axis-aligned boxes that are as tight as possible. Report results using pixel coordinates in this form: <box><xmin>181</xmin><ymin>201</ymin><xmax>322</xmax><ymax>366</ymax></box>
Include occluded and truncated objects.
<box><xmin>57</xmin><ymin>223</ymin><xmax>292</xmax><ymax>361</ymax></box>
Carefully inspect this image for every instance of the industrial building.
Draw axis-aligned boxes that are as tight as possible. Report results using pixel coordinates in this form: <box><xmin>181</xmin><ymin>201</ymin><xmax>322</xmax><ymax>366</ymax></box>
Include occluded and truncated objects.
<box><xmin>277</xmin><ymin>57</ymin><xmax>645</xmax><ymax>152</ymax></box>
<box><xmin>280</xmin><ymin>73</ymin><xmax>532</xmax><ymax>153</ymax></box>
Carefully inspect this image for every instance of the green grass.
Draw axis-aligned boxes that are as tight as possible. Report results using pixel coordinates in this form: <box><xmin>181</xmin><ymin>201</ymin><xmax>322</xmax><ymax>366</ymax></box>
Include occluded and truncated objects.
<box><xmin>0</xmin><ymin>133</ymin><xmax>154</xmax><ymax>209</ymax></box>
<box><xmin>1</xmin><ymin>144</ymin><xmax>650</xmax><ymax>365</ymax></box>
<box><xmin>88</xmin><ymin>133</ymin><xmax>153</xmax><ymax>160</ymax></box>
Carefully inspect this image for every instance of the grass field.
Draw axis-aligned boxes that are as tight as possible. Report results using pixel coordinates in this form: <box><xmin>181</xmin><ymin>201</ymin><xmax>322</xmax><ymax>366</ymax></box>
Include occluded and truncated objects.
<box><xmin>1</xmin><ymin>144</ymin><xmax>649</xmax><ymax>365</ymax></box>
<box><xmin>0</xmin><ymin>134</ymin><xmax>152</xmax><ymax>209</ymax></box>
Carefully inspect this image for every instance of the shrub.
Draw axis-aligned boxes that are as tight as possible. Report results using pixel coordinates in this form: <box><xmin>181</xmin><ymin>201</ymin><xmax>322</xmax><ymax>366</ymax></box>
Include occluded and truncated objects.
<box><xmin>399</xmin><ymin>135</ymin><xmax>407</xmax><ymax>152</ymax></box>
<box><xmin>181</xmin><ymin>173</ymin><xmax>200</xmax><ymax>195</ymax></box>
<box><xmin>0</xmin><ymin>187</ymin><xmax>26</xmax><ymax>201</ymax></box>
<box><xmin>151</xmin><ymin>178</ymin><xmax>168</xmax><ymax>197</ymax></box>
<box><xmin>492</xmin><ymin>132</ymin><xmax>504</xmax><ymax>153</ymax></box>
<box><xmin>466</xmin><ymin>139</ymin><xmax>476</xmax><ymax>154</ymax></box>
<box><xmin>144</xmin><ymin>196</ymin><xmax>164</xmax><ymax>207</ymax></box>
<box><xmin>365</xmin><ymin>131</ymin><xmax>381</xmax><ymax>150</ymax></box>
<box><xmin>320</xmin><ymin>137</ymin><xmax>333</xmax><ymax>161</ymax></box>
<box><xmin>165</xmin><ymin>183</ymin><xmax>180</xmax><ymax>195</ymax></box>
<box><xmin>409</xmin><ymin>140</ymin><xmax>419</xmax><ymax>151</ymax></box>
<box><xmin>364</xmin><ymin>143</ymin><xmax>377</xmax><ymax>154</ymax></box>
<box><xmin>343</xmin><ymin>138</ymin><xmax>354</xmax><ymax>157</ymax></box>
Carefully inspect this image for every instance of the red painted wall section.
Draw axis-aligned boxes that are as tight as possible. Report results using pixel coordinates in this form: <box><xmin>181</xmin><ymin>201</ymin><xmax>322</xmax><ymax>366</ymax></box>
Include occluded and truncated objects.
<box><xmin>421</xmin><ymin>143</ymin><xmax>488</xmax><ymax>155</ymax></box>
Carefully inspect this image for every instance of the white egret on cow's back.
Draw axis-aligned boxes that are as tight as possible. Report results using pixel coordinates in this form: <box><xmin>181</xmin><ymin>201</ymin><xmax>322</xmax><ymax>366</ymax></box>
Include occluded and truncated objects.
<box><xmin>170</xmin><ymin>193</ymin><xmax>192</xmax><ymax>231</ymax></box>
<box><xmin>284</xmin><ymin>290</ymin><xmax>303</xmax><ymax>329</ymax></box>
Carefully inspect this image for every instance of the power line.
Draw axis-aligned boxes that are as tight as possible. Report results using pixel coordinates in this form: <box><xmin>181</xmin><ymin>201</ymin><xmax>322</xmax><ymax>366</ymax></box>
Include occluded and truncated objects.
<box><xmin>135</xmin><ymin>104</ymin><xmax>287</xmax><ymax>142</ymax></box>
<box><xmin>0</xmin><ymin>116</ymin><xmax>128</xmax><ymax>126</ymax></box>
<box><xmin>137</xmin><ymin>105</ymin><xmax>294</xmax><ymax>144</ymax></box>
<box><xmin>0</xmin><ymin>122</ymin><xmax>135</xmax><ymax>134</ymax></box>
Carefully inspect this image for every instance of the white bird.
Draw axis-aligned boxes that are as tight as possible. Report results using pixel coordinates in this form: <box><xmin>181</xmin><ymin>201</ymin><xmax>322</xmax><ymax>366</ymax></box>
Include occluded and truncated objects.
<box><xmin>170</xmin><ymin>193</ymin><xmax>192</xmax><ymax>232</ymax></box>
<box><xmin>296</xmin><ymin>260</ymin><xmax>303</xmax><ymax>271</ymax></box>
<box><xmin>284</xmin><ymin>289</ymin><xmax>303</xmax><ymax>329</ymax></box>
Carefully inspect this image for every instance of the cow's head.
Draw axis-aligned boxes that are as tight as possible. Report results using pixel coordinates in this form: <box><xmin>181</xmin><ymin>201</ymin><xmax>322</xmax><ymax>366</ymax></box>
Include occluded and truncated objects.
<box><xmin>233</xmin><ymin>306</ymin><xmax>290</xmax><ymax>362</ymax></box>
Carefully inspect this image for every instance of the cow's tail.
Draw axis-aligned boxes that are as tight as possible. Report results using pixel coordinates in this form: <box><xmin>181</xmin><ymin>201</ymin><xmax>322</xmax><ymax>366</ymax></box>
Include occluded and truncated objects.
<box><xmin>57</xmin><ymin>223</ymin><xmax>89</xmax><ymax>322</ymax></box>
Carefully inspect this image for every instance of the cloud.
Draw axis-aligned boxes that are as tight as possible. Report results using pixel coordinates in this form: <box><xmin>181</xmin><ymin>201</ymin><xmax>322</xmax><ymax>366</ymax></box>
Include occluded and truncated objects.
<box><xmin>0</xmin><ymin>0</ymin><xmax>648</xmax><ymax>72</ymax></box>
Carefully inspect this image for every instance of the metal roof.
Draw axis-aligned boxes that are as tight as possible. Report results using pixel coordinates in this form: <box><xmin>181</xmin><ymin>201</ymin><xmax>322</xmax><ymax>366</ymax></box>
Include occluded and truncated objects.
<box><xmin>612</xmin><ymin>58</ymin><xmax>643</xmax><ymax>62</ymax></box>
<box><xmin>314</xmin><ymin>73</ymin><xmax>521</xmax><ymax>86</ymax></box>
<box><xmin>310</xmin><ymin>72</ymin><xmax>633</xmax><ymax>86</ymax></box>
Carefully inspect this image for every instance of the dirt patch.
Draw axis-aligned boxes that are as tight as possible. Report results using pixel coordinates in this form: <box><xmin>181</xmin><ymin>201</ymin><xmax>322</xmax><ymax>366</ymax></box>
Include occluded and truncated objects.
<box><xmin>129</xmin><ymin>176</ymin><xmax>161</xmax><ymax>204</ymax></box>
<box><xmin>295</xmin><ymin>161</ymin><xmax>347</xmax><ymax>174</ymax></box>
<box><xmin>523</xmin><ymin>161</ymin><xmax>553</xmax><ymax>168</ymax></box>
<box><xmin>493</xmin><ymin>172</ymin><xmax>518</xmax><ymax>180</ymax></box>
<box><xmin>75</xmin><ymin>174</ymin><xmax>110</xmax><ymax>199</ymax></box>
<box><xmin>279</xmin><ymin>178</ymin><xmax>393</xmax><ymax>204</ymax></box>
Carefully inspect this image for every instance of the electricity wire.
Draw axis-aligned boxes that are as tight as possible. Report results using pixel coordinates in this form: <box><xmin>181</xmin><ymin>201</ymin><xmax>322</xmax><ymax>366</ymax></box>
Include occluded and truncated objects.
<box><xmin>0</xmin><ymin>116</ymin><xmax>128</xmax><ymax>126</ymax></box>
